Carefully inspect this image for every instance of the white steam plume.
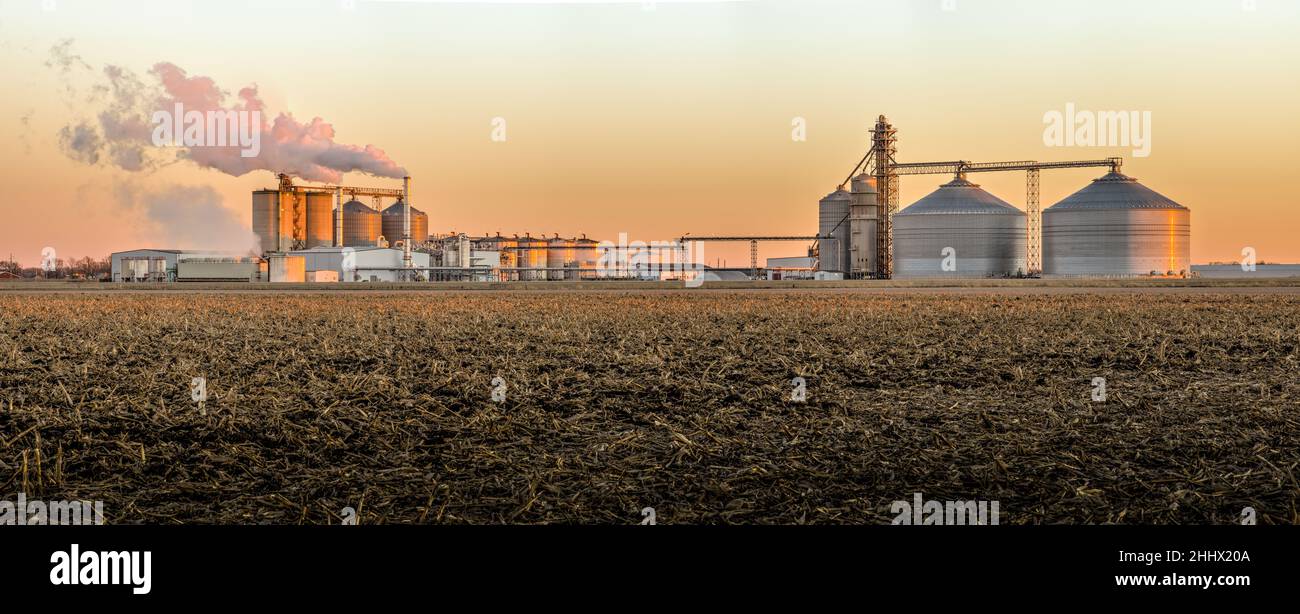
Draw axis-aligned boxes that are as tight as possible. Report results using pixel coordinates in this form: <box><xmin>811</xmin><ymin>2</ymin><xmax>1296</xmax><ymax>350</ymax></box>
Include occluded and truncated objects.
<box><xmin>52</xmin><ymin>44</ymin><xmax>406</xmax><ymax>183</ymax></box>
<box><xmin>111</xmin><ymin>182</ymin><xmax>258</xmax><ymax>254</ymax></box>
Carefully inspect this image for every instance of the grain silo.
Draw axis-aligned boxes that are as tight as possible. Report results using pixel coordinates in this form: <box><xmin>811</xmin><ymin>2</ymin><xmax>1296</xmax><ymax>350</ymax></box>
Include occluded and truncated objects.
<box><xmin>848</xmin><ymin>174</ymin><xmax>878</xmax><ymax>277</ymax></box>
<box><xmin>381</xmin><ymin>200</ymin><xmax>429</xmax><ymax>247</ymax></box>
<box><xmin>341</xmin><ymin>200</ymin><xmax>381</xmax><ymax>247</ymax></box>
<box><xmin>817</xmin><ymin>187</ymin><xmax>853</xmax><ymax>274</ymax></box>
<box><xmin>1043</xmin><ymin>172</ymin><xmax>1190</xmax><ymax>277</ymax></box>
<box><xmin>894</xmin><ymin>176</ymin><xmax>1026</xmax><ymax>277</ymax></box>
<box><xmin>305</xmin><ymin>192</ymin><xmax>334</xmax><ymax>248</ymax></box>
<box><xmin>251</xmin><ymin>189</ymin><xmax>281</xmax><ymax>254</ymax></box>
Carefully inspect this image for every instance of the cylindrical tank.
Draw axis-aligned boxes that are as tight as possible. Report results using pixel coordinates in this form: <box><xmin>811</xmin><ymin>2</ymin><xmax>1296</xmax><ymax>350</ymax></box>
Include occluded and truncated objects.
<box><xmin>441</xmin><ymin>234</ymin><xmax>467</xmax><ymax>268</ymax></box>
<box><xmin>573</xmin><ymin>236</ymin><xmax>598</xmax><ymax>281</ymax></box>
<box><xmin>150</xmin><ymin>257</ymin><xmax>167</xmax><ymax>279</ymax></box>
<box><xmin>546</xmin><ymin>236</ymin><xmax>575</xmax><ymax>281</ymax></box>
<box><xmin>305</xmin><ymin>192</ymin><xmax>334</xmax><ymax>248</ymax></box>
<box><xmin>251</xmin><ymin>190</ymin><xmax>280</xmax><ymax>254</ymax></box>
<box><xmin>516</xmin><ymin>234</ymin><xmax>547</xmax><ymax>281</ymax></box>
<box><xmin>1043</xmin><ymin>172</ymin><xmax>1191</xmax><ymax>277</ymax></box>
<box><xmin>341</xmin><ymin>200</ymin><xmax>380</xmax><ymax>247</ymax></box>
<box><xmin>818</xmin><ymin>187</ymin><xmax>853</xmax><ymax>273</ymax></box>
<box><xmin>495</xmin><ymin>236</ymin><xmax>518</xmax><ymax>281</ymax></box>
<box><xmin>849</xmin><ymin>174</ymin><xmax>879</xmax><ymax>277</ymax></box>
<box><xmin>894</xmin><ymin>176</ymin><xmax>1027</xmax><ymax>277</ymax></box>
<box><xmin>381</xmin><ymin>200</ymin><xmax>429</xmax><ymax>247</ymax></box>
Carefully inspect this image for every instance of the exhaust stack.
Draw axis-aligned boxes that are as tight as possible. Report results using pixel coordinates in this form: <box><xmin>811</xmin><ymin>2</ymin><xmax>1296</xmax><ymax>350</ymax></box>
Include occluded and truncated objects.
<box><xmin>402</xmin><ymin>176</ymin><xmax>412</xmax><ymax>278</ymax></box>
<box><xmin>334</xmin><ymin>187</ymin><xmax>343</xmax><ymax>247</ymax></box>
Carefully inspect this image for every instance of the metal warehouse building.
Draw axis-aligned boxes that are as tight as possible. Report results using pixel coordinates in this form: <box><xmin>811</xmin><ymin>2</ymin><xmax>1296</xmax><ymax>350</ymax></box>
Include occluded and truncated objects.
<box><xmin>111</xmin><ymin>250</ymin><xmax>262</xmax><ymax>282</ymax></box>
<box><xmin>287</xmin><ymin>246</ymin><xmax>431</xmax><ymax>282</ymax></box>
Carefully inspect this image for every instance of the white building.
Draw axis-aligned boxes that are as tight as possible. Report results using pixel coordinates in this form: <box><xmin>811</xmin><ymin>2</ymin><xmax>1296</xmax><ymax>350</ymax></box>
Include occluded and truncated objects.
<box><xmin>112</xmin><ymin>249</ymin><xmax>262</xmax><ymax>282</ymax></box>
<box><xmin>766</xmin><ymin>256</ymin><xmax>817</xmax><ymax>280</ymax></box>
<box><xmin>288</xmin><ymin>246</ymin><xmax>432</xmax><ymax>282</ymax></box>
<box><xmin>111</xmin><ymin>249</ymin><xmax>182</xmax><ymax>282</ymax></box>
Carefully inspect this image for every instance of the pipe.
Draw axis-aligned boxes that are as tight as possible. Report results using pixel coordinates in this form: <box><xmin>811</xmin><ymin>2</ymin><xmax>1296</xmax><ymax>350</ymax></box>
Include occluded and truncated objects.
<box><xmin>402</xmin><ymin>176</ymin><xmax>412</xmax><ymax>279</ymax></box>
<box><xmin>334</xmin><ymin>187</ymin><xmax>343</xmax><ymax>247</ymax></box>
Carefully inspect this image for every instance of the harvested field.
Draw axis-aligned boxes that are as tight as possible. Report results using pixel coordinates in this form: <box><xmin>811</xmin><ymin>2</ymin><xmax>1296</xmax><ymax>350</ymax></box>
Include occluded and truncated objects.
<box><xmin>1</xmin><ymin>290</ymin><xmax>1297</xmax><ymax>524</ymax></box>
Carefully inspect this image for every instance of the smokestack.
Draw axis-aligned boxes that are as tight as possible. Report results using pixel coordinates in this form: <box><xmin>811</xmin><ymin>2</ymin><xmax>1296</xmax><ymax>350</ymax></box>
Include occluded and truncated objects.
<box><xmin>334</xmin><ymin>187</ymin><xmax>342</xmax><ymax>248</ymax></box>
<box><xmin>402</xmin><ymin>176</ymin><xmax>412</xmax><ymax>278</ymax></box>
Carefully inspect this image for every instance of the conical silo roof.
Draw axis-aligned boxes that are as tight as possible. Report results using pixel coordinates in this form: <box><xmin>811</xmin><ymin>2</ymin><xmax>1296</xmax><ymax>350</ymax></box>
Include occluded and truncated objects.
<box><xmin>382</xmin><ymin>202</ymin><xmax>425</xmax><ymax>216</ymax></box>
<box><xmin>820</xmin><ymin>187</ymin><xmax>852</xmax><ymax>203</ymax></box>
<box><xmin>898</xmin><ymin>177</ymin><xmax>1023</xmax><ymax>215</ymax></box>
<box><xmin>342</xmin><ymin>199</ymin><xmax>374</xmax><ymax>213</ymax></box>
<box><xmin>1047</xmin><ymin>172</ymin><xmax>1187</xmax><ymax>211</ymax></box>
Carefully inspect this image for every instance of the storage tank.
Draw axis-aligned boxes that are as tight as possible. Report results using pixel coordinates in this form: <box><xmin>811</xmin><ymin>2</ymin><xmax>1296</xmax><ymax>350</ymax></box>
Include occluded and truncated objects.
<box><xmin>498</xmin><ymin>236</ymin><xmax>518</xmax><ymax>281</ymax></box>
<box><xmin>251</xmin><ymin>190</ymin><xmax>281</xmax><ymax>254</ymax></box>
<box><xmin>573</xmin><ymin>235</ymin><xmax>599</xmax><ymax>281</ymax></box>
<box><xmin>305</xmin><ymin>192</ymin><xmax>334</xmax><ymax>248</ymax></box>
<box><xmin>517</xmin><ymin>234</ymin><xmax>547</xmax><ymax>281</ymax></box>
<box><xmin>894</xmin><ymin>176</ymin><xmax>1026</xmax><ymax>277</ymax></box>
<box><xmin>1043</xmin><ymin>171</ymin><xmax>1191</xmax><ymax>277</ymax></box>
<box><xmin>341</xmin><ymin>200</ymin><xmax>380</xmax><ymax>247</ymax></box>
<box><xmin>818</xmin><ymin>188</ymin><xmax>852</xmax><ymax>273</ymax></box>
<box><xmin>441</xmin><ymin>234</ymin><xmax>471</xmax><ymax>268</ymax></box>
<box><xmin>381</xmin><ymin>200</ymin><xmax>429</xmax><ymax>247</ymax></box>
<box><xmin>547</xmin><ymin>235</ymin><xmax>575</xmax><ymax>281</ymax></box>
<box><xmin>849</xmin><ymin>174</ymin><xmax>878</xmax><ymax>277</ymax></box>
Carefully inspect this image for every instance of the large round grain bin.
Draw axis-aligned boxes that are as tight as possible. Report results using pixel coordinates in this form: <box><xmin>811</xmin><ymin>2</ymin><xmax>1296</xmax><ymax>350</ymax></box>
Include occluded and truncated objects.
<box><xmin>380</xmin><ymin>200</ymin><xmax>429</xmax><ymax>247</ymax></box>
<box><xmin>894</xmin><ymin>176</ymin><xmax>1026</xmax><ymax>277</ymax></box>
<box><xmin>818</xmin><ymin>187</ymin><xmax>853</xmax><ymax>274</ymax></box>
<box><xmin>1043</xmin><ymin>172</ymin><xmax>1190</xmax><ymax>277</ymax></box>
<box><xmin>305</xmin><ymin>192</ymin><xmax>334</xmax><ymax>248</ymax></box>
<box><xmin>341</xmin><ymin>200</ymin><xmax>380</xmax><ymax>247</ymax></box>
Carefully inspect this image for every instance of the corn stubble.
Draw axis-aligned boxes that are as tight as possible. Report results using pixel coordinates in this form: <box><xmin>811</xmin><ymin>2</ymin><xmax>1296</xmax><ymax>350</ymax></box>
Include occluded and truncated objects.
<box><xmin>0</xmin><ymin>292</ymin><xmax>1296</xmax><ymax>524</ymax></box>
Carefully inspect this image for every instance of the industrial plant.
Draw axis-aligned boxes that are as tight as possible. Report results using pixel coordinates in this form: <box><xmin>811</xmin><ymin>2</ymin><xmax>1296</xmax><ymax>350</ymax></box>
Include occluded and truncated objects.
<box><xmin>807</xmin><ymin>116</ymin><xmax>1190</xmax><ymax>279</ymax></box>
<box><xmin>109</xmin><ymin>115</ymin><xmax>1191</xmax><ymax>283</ymax></box>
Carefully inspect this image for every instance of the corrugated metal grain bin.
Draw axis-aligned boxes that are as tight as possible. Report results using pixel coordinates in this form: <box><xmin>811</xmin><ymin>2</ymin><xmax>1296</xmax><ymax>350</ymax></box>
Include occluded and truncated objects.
<box><xmin>817</xmin><ymin>188</ymin><xmax>853</xmax><ymax>273</ymax></box>
<box><xmin>1043</xmin><ymin>171</ymin><xmax>1191</xmax><ymax>277</ymax></box>
<box><xmin>894</xmin><ymin>176</ymin><xmax>1026</xmax><ymax>277</ymax></box>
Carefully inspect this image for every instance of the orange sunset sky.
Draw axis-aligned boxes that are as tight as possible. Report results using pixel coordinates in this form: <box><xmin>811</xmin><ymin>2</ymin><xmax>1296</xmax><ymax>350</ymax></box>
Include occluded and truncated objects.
<box><xmin>2</xmin><ymin>0</ymin><xmax>1298</xmax><ymax>266</ymax></box>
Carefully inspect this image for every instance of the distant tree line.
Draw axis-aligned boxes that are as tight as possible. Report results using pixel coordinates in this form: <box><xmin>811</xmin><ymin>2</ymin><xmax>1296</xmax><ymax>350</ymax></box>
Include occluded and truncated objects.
<box><xmin>0</xmin><ymin>256</ymin><xmax>111</xmax><ymax>280</ymax></box>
